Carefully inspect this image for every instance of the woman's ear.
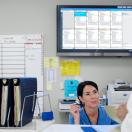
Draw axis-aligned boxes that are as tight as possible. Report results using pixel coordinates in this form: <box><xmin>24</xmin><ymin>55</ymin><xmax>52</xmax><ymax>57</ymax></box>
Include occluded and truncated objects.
<box><xmin>79</xmin><ymin>96</ymin><xmax>84</xmax><ymax>104</ymax></box>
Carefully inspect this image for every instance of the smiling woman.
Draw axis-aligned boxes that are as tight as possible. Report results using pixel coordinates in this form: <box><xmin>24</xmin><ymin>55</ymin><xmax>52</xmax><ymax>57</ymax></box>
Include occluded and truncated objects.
<box><xmin>69</xmin><ymin>81</ymin><xmax>119</xmax><ymax>125</ymax></box>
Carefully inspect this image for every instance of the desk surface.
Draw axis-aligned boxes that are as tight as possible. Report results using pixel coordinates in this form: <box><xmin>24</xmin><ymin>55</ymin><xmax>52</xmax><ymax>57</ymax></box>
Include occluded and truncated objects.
<box><xmin>0</xmin><ymin>119</ymin><xmax>54</xmax><ymax>132</ymax></box>
<box><xmin>42</xmin><ymin>124</ymin><xmax>120</xmax><ymax>132</ymax></box>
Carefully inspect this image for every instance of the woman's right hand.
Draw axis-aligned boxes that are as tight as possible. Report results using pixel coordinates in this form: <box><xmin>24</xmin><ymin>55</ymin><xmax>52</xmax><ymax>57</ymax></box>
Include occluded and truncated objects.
<box><xmin>70</xmin><ymin>104</ymin><xmax>80</xmax><ymax>124</ymax></box>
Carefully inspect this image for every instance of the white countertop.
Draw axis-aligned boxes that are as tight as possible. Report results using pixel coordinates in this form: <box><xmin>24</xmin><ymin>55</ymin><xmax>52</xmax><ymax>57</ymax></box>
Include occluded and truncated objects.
<box><xmin>42</xmin><ymin>124</ymin><xmax>120</xmax><ymax>132</ymax></box>
<box><xmin>0</xmin><ymin>119</ymin><xmax>54</xmax><ymax>132</ymax></box>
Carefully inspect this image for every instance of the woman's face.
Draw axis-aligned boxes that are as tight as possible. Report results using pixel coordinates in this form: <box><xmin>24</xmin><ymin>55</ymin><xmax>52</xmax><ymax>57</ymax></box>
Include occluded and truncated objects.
<box><xmin>79</xmin><ymin>85</ymin><xmax>100</xmax><ymax>108</ymax></box>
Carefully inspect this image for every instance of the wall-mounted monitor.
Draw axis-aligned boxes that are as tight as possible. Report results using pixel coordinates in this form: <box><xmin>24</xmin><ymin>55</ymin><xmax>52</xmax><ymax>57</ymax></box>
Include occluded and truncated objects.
<box><xmin>57</xmin><ymin>5</ymin><xmax>132</xmax><ymax>56</ymax></box>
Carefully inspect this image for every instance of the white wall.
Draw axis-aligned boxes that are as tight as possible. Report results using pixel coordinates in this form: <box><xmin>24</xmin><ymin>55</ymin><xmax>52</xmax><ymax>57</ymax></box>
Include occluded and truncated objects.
<box><xmin>0</xmin><ymin>0</ymin><xmax>132</xmax><ymax>124</ymax></box>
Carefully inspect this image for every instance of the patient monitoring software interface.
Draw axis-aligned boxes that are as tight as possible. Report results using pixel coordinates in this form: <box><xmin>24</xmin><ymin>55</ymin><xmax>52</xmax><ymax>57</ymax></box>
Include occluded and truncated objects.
<box><xmin>61</xmin><ymin>6</ymin><xmax>132</xmax><ymax>49</ymax></box>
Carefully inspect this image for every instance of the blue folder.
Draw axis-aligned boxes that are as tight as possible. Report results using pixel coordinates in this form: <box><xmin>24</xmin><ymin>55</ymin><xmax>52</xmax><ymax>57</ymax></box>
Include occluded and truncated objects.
<box><xmin>0</xmin><ymin>79</ymin><xmax>2</xmax><ymax>126</ymax></box>
<box><xmin>0</xmin><ymin>78</ymin><xmax>14</xmax><ymax>127</ymax></box>
<box><xmin>12</xmin><ymin>77</ymin><xmax>37</xmax><ymax>127</ymax></box>
<box><xmin>0</xmin><ymin>78</ymin><xmax>37</xmax><ymax>127</ymax></box>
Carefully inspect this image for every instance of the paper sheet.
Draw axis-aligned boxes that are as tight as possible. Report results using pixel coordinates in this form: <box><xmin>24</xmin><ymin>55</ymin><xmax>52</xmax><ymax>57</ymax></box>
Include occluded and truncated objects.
<box><xmin>60</xmin><ymin>60</ymin><xmax>80</xmax><ymax>76</ymax></box>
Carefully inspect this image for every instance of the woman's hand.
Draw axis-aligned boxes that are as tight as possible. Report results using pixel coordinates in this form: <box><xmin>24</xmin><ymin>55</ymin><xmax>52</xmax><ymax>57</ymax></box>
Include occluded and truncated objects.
<box><xmin>70</xmin><ymin>104</ymin><xmax>80</xmax><ymax>124</ymax></box>
<box><xmin>116</xmin><ymin>103</ymin><xmax>128</xmax><ymax>121</ymax></box>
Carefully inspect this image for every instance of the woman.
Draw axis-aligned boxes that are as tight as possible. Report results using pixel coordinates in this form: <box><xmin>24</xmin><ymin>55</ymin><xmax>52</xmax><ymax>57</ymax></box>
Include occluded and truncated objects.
<box><xmin>69</xmin><ymin>81</ymin><xmax>118</xmax><ymax>125</ymax></box>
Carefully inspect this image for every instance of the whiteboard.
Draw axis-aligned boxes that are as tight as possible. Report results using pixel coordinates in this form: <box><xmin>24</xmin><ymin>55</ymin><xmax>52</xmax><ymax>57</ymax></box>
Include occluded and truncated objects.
<box><xmin>0</xmin><ymin>34</ymin><xmax>44</xmax><ymax>91</ymax></box>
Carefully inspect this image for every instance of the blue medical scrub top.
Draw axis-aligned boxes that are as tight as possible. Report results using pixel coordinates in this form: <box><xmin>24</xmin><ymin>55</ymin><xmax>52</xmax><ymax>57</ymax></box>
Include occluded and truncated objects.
<box><xmin>69</xmin><ymin>106</ymin><xmax>118</xmax><ymax>125</ymax></box>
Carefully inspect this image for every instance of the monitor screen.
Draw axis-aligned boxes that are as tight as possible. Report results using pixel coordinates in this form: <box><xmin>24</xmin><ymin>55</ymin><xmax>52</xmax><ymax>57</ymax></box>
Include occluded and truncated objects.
<box><xmin>57</xmin><ymin>5</ymin><xmax>132</xmax><ymax>56</ymax></box>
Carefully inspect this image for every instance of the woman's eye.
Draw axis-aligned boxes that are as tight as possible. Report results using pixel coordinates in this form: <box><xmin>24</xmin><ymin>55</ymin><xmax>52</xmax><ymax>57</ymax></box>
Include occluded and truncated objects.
<box><xmin>84</xmin><ymin>93</ymin><xmax>90</xmax><ymax>96</ymax></box>
<box><xmin>93</xmin><ymin>90</ymin><xmax>97</xmax><ymax>94</ymax></box>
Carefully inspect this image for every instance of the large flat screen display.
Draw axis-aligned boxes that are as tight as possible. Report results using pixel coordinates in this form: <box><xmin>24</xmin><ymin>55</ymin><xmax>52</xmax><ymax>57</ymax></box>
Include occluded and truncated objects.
<box><xmin>57</xmin><ymin>5</ymin><xmax>132</xmax><ymax>56</ymax></box>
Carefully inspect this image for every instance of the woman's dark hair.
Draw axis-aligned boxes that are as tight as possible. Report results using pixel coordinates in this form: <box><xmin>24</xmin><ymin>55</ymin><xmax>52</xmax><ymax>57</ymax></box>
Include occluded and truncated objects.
<box><xmin>77</xmin><ymin>81</ymin><xmax>98</xmax><ymax>106</ymax></box>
